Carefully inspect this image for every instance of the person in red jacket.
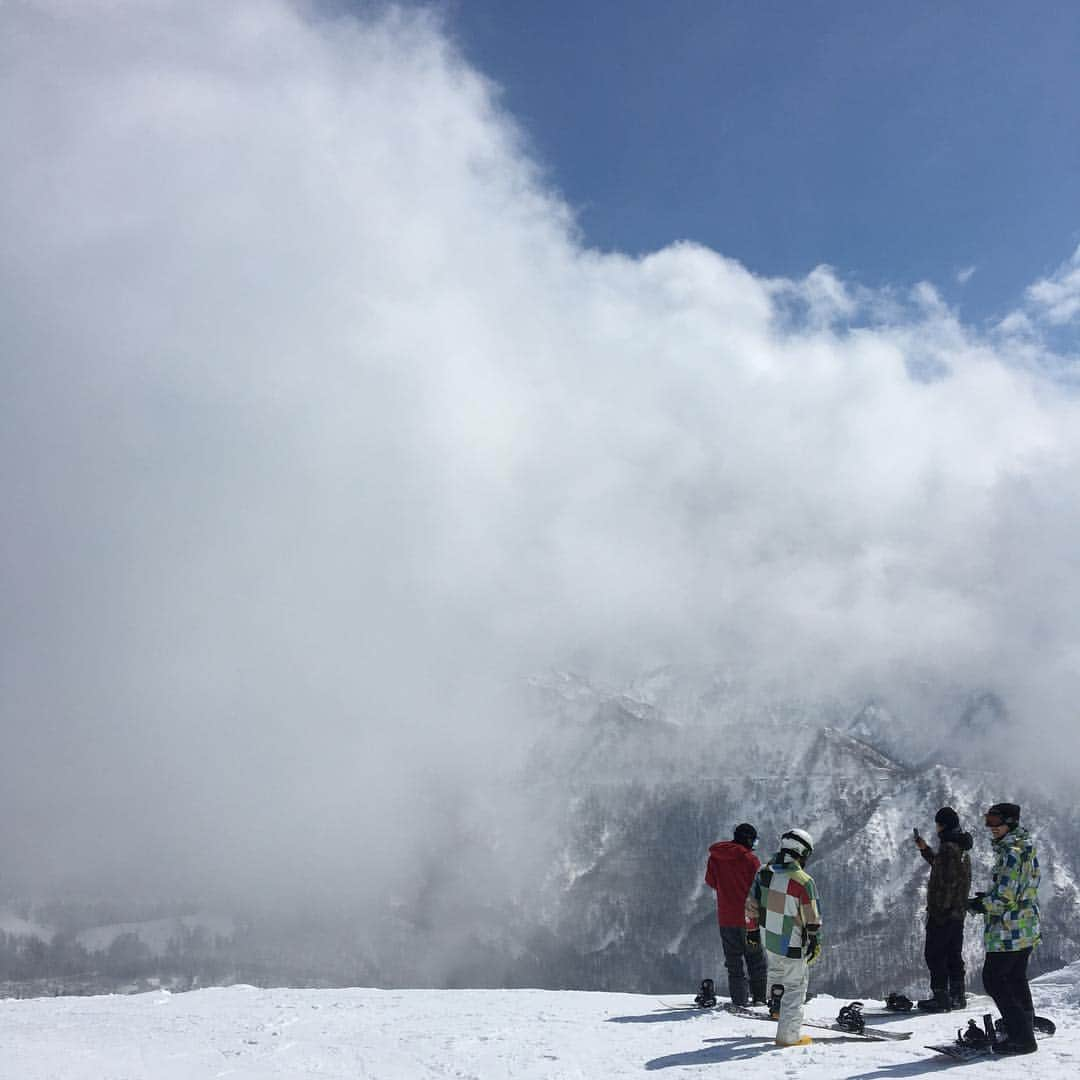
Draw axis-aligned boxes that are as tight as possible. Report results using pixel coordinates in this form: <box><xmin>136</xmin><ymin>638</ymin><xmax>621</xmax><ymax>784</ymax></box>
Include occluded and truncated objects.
<box><xmin>705</xmin><ymin>822</ymin><xmax>767</xmax><ymax>1006</ymax></box>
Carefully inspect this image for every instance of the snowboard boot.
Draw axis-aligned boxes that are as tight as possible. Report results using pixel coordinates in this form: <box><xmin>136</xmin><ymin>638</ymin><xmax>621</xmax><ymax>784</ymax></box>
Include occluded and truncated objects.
<box><xmin>998</xmin><ymin>1013</ymin><xmax>1056</xmax><ymax>1038</ymax></box>
<box><xmin>993</xmin><ymin>1005</ymin><xmax>1037</xmax><ymax>1055</ymax></box>
<box><xmin>774</xmin><ymin>1035</ymin><xmax>812</xmax><ymax>1047</ymax></box>
<box><xmin>726</xmin><ymin>971</ymin><xmax>748</xmax><ymax>1008</ymax></box>
<box><xmin>917</xmin><ymin>987</ymin><xmax>952</xmax><ymax>1012</ymax></box>
<box><xmin>947</xmin><ymin>976</ymin><xmax>966</xmax><ymax>1010</ymax></box>
<box><xmin>694</xmin><ymin>978</ymin><xmax>717</xmax><ymax>1009</ymax></box>
<box><xmin>994</xmin><ymin>1041</ymin><xmax>1039</xmax><ymax>1056</ymax></box>
<box><xmin>750</xmin><ymin>976</ymin><xmax>768</xmax><ymax>1007</ymax></box>
<box><xmin>768</xmin><ymin>984</ymin><xmax>784</xmax><ymax>1020</ymax></box>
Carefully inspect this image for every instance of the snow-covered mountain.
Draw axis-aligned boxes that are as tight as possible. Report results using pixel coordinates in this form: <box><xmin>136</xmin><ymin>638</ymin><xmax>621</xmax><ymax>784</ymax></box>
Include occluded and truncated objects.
<box><xmin>499</xmin><ymin>669</ymin><xmax>1080</xmax><ymax>997</ymax></box>
<box><xmin>2</xmin><ymin>667</ymin><xmax>1077</xmax><ymax>1001</ymax></box>
<box><xmin>0</xmin><ymin>909</ymin><xmax>234</xmax><ymax>957</ymax></box>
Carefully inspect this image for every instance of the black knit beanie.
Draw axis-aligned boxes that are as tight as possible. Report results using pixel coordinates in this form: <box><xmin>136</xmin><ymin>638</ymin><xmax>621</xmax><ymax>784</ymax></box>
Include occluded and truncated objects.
<box><xmin>733</xmin><ymin>823</ymin><xmax>757</xmax><ymax>849</ymax></box>
<box><xmin>934</xmin><ymin>807</ymin><xmax>960</xmax><ymax>831</ymax></box>
<box><xmin>986</xmin><ymin>803</ymin><xmax>1021</xmax><ymax>827</ymax></box>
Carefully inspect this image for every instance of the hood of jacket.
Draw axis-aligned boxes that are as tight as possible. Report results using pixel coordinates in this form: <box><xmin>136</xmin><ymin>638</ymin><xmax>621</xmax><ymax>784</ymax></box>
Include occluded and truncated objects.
<box><xmin>992</xmin><ymin>824</ymin><xmax>1033</xmax><ymax>852</ymax></box>
<box><xmin>940</xmin><ymin>827</ymin><xmax>973</xmax><ymax>851</ymax></box>
<box><xmin>708</xmin><ymin>840</ymin><xmax>756</xmax><ymax>865</ymax></box>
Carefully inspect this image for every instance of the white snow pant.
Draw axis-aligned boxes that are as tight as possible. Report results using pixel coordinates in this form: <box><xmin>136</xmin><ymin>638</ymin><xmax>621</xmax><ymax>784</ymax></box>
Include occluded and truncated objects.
<box><xmin>768</xmin><ymin>952</ymin><xmax>810</xmax><ymax>1044</ymax></box>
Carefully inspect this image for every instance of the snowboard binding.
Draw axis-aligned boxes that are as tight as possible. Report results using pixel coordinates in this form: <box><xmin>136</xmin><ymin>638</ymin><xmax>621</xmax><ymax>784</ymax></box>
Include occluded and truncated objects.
<box><xmin>836</xmin><ymin>1002</ymin><xmax>866</xmax><ymax>1036</ymax></box>
<box><xmin>767</xmin><ymin>983</ymin><xmax>784</xmax><ymax>1019</ymax></box>
<box><xmin>693</xmin><ymin>978</ymin><xmax>717</xmax><ymax>1009</ymax></box>
<box><xmin>884</xmin><ymin>991</ymin><xmax>914</xmax><ymax>1012</ymax></box>
<box><xmin>956</xmin><ymin>1015</ymin><xmax>997</xmax><ymax>1048</ymax></box>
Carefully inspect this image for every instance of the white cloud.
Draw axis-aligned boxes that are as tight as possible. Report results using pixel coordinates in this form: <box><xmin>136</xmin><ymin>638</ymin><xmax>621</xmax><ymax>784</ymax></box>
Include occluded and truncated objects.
<box><xmin>1024</xmin><ymin>244</ymin><xmax>1080</xmax><ymax>325</ymax></box>
<box><xmin>996</xmin><ymin>310</ymin><xmax>1036</xmax><ymax>337</ymax></box>
<box><xmin>3</xmin><ymin>0</ymin><xmax>1080</xmax><ymax>896</ymax></box>
<box><xmin>956</xmin><ymin>265</ymin><xmax>977</xmax><ymax>285</ymax></box>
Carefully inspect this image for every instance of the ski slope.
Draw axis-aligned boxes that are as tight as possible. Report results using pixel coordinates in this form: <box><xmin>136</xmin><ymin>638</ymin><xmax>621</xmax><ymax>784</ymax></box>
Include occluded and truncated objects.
<box><xmin>1</xmin><ymin>965</ymin><xmax>1078</xmax><ymax>1078</ymax></box>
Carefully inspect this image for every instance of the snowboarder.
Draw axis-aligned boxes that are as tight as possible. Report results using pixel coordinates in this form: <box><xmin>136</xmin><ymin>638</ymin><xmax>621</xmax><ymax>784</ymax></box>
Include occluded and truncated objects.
<box><xmin>704</xmin><ymin>822</ymin><xmax>767</xmax><ymax>1007</ymax></box>
<box><xmin>966</xmin><ymin>802</ymin><xmax>1041</xmax><ymax>1056</ymax></box>
<box><xmin>745</xmin><ymin>828</ymin><xmax>821</xmax><ymax>1047</ymax></box>
<box><xmin>913</xmin><ymin>806</ymin><xmax>972</xmax><ymax>1010</ymax></box>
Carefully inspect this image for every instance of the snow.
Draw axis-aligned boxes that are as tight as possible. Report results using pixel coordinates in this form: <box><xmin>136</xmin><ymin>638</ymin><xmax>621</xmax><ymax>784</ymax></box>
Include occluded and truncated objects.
<box><xmin>2</xmin><ymin>966</ymin><xmax>1080</xmax><ymax>1079</ymax></box>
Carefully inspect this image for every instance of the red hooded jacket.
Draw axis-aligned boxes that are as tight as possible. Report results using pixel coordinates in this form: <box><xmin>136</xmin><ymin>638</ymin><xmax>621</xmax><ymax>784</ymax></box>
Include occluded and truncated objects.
<box><xmin>705</xmin><ymin>840</ymin><xmax>761</xmax><ymax>928</ymax></box>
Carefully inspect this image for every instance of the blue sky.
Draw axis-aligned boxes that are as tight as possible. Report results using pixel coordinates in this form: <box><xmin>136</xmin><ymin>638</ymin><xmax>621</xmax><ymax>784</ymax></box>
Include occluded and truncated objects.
<box><xmin>422</xmin><ymin>0</ymin><xmax>1079</xmax><ymax>326</ymax></box>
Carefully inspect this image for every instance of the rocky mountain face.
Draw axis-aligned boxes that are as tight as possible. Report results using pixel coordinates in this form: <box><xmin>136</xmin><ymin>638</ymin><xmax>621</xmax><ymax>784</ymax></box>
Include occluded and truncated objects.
<box><xmin>500</xmin><ymin>669</ymin><xmax>1080</xmax><ymax>998</ymax></box>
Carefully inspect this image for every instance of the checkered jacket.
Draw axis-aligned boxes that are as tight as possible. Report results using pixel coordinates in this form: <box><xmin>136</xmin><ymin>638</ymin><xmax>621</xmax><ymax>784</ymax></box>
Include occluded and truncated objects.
<box><xmin>745</xmin><ymin>856</ymin><xmax>822</xmax><ymax>959</ymax></box>
<box><xmin>982</xmin><ymin>826</ymin><xmax>1041</xmax><ymax>953</ymax></box>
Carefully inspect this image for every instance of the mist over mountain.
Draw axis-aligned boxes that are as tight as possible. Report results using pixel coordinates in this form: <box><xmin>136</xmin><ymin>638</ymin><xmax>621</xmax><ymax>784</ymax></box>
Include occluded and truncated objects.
<box><xmin>6</xmin><ymin>668</ymin><xmax>1078</xmax><ymax>1001</ymax></box>
<box><xmin>348</xmin><ymin>668</ymin><xmax>1080</xmax><ymax>997</ymax></box>
<box><xmin>510</xmin><ymin>670</ymin><xmax>1080</xmax><ymax>996</ymax></box>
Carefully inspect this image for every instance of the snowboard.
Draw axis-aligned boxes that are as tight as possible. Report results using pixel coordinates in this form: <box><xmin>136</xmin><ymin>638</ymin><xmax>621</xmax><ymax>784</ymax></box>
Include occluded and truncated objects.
<box><xmin>926</xmin><ymin>1040</ymin><xmax>998</xmax><ymax>1062</ymax></box>
<box><xmin>926</xmin><ymin>1013</ymin><xmax>1055</xmax><ymax>1060</ymax></box>
<box><xmin>927</xmin><ymin>1041</ymin><xmax>995</xmax><ymax>1062</ymax></box>
<box><xmin>656</xmin><ymin>999</ymin><xmax>718</xmax><ymax>1011</ymax></box>
<box><xmin>863</xmin><ymin>994</ymin><xmax>990</xmax><ymax>1017</ymax></box>
<box><xmin>657</xmin><ymin>992</ymin><xmax>815</xmax><ymax>1012</ymax></box>
<box><xmin>723</xmin><ymin>1002</ymin><xmax>913</xmax><ymax>1041</ymax></box>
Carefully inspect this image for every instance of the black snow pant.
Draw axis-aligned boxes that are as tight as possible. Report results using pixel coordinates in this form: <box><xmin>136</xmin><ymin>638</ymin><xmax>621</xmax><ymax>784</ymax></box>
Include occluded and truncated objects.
<box><xmin>719</xmin><ymin>925</ymin><xmax>767</xmax><ymax>1007</ymax></box>
<box><xmin>924</xmin><ymin>917</ymin><xmax>965</xmax><ymax>995</ymax></box>
<box><xmin>982</xmin><ymin>947</ymin><xmax>1036</xmax><ymax>1049</ymax></box>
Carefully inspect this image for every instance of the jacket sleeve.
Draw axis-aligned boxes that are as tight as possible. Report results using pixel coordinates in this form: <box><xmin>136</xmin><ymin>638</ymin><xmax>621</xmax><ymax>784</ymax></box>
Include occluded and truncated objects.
<box><xmin>705</xmin><ymin>855</ymin><xmax>717</xmax><ymax>891</ymax></box>
<box><xmin>919</xmin><ymin>844</ymin><xmax>935</xmax><ymax>867</ymax></box>
<box><xmin>745</xmin><ymin>872</ymin><xmax>763</xmax><ymax>927</ymax></box>
<box><xmin>800</xmin><ymin>876</ymin><xmax>822</xmax><ymax>936</ymax></box>
<box><xmin>743</xmin><ymin>853</ymin><xmax>760</xmax><ymax>929</ymax></box>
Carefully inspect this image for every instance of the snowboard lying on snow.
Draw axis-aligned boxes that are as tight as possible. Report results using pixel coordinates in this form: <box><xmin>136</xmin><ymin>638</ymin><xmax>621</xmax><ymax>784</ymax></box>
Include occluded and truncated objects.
<box><xmin>723</xmin><ymin>1002</ymin><xmax>913</xmax><ymax>1041</ymax></box>
<box><xmin>926</xmin><ymin>1013</ymin><xmax>1057</xmax><ymax>1061</ymax></box>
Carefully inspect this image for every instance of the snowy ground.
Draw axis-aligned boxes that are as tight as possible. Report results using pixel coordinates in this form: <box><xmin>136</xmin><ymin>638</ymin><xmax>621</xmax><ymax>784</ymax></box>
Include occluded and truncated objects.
<box><xmin>2</xmin><ymin>965</ymin><xmax>1079</xmax><ymax>1079</ymax></box>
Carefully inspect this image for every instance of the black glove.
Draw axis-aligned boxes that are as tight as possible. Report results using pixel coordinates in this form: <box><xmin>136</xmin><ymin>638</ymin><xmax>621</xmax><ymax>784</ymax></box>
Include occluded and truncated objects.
<box><xmin>745</xmin><ymin>928</ymin><xmax>761</xmax><ymax>951</ymax></box>
<box><xmin>965</xmin><ymin>894</ymin><xmax>986</xmax><ymax>914</ymax></box>
<box><xmin>805</xmin><ymin>933</ymin><xmax>822</xmax><ymax>965</ymax></box>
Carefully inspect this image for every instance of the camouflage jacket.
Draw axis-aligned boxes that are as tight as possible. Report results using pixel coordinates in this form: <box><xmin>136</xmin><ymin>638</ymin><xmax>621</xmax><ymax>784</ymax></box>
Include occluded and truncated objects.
<box><xmin>981</xmin><ymin>826</ymin><xmax>1041</xmax><ymax>952</ymax></box>
<box><xmin>920</xmin><ymin>827</ymin><xmax>973</xmax><ymax>922</ymax></box>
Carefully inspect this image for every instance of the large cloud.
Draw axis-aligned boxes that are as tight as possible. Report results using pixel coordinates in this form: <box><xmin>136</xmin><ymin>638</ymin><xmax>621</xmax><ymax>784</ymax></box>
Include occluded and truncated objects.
<box><xmin>2</xmin><ymin>0</ymin><xmax>1079</xmax><ymax>899</ymax></box>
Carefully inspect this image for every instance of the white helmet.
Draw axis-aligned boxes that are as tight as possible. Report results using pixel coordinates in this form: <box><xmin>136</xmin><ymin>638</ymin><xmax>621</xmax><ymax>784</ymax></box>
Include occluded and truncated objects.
<box><xmin>780</xmin><ymin>828</ymin><xmax>814</xmax><ymax>862</ymax></box>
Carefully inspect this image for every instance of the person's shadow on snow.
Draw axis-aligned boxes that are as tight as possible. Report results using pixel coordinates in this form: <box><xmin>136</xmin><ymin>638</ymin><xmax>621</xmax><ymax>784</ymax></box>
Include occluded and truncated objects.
<box><xmin>607</xmin><ymin>1010</ymin><xmax>720</xmax><ymax>1025</ymax></box>
<box><xmin>841</xmin><ymin>1063</ymin><xmax>956</xmax><ymax>1080</ymax></box>
<box><xmin>645</xmin><ymin>1035</ymin><xmax>883</xmax><ymax>1070</ymax></box>
<box><xmin>644</xmin><ymin>1036</ymin><xmax>776</xmax><ymax>1068</ymax></box>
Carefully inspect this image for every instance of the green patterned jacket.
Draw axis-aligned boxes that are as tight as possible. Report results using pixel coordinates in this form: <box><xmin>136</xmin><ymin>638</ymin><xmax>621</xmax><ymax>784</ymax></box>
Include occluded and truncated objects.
<box><xmin>981</xmin><ymin>826</ymin><xmax>1041</xmax><ymax>952</ymax></box>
